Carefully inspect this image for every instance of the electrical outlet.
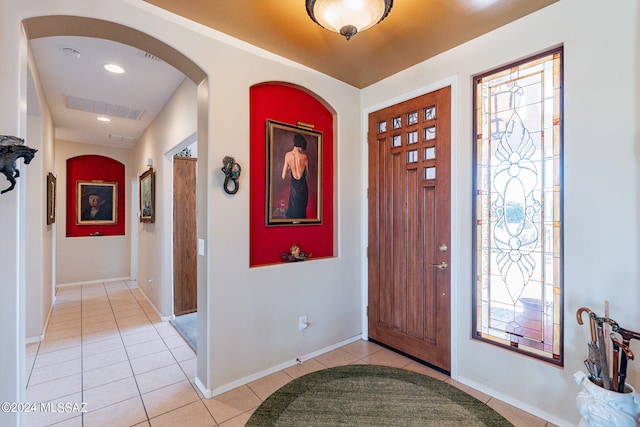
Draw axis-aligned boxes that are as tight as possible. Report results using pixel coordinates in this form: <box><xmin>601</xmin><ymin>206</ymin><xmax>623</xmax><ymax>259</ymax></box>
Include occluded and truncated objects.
<box><xmin>148</xmin><ymin>279</ymin><xmax>154</xmax><ymax>288</ymax></box>
<box><xmin>299</xmin><ymin>315</ymin><xmax>308</xmax><ymax>331</ymax></box>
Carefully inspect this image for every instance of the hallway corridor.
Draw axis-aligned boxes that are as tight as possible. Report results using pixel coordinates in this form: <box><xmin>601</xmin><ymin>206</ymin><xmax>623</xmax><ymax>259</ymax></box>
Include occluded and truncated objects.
<box><xmin>25</xmin><ymin>281</ymin><xmax>208</xmax><ymax>426</ymax></box>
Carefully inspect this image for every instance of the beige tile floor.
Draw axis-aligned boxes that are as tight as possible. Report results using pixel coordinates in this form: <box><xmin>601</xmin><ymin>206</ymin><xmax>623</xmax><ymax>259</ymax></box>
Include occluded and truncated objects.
<box><xmin>25</xmin><ymin>280</ymin><xmax>556</xmax><ymax>427</ymax></box>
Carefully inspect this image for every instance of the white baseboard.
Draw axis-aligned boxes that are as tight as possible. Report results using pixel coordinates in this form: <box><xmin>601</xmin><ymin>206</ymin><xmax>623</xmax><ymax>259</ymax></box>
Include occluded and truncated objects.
<box><xmin>26</xmin><ymin>335</ymin><xmax>44</xmax><ymax>344</ymax></box>
<box><xmin>56</xmin><ymin>277</ymin><xmax>131</xmax><ymax>288</ymax></box>
<box><xmin>54</xmin><ymin>278</ymin><xmax>170</xmax><ymax>322</ymax></box>
<box><xmin>195</xmin><ymin>377</ymin><xmax>212</xmax><ymax>399</ymax></box>
<box><xmin>455</xmin><ymin>375</ymin><xmax>572</xmax><ymax>427</ymax></box>
<box><xmin>26</xmin><ymin>295</ymin><xmax>56</xmax><ymax>344</ymax></box>
<box><xmin>199</xmin><ymin>334</ymin><xmax>363</xmax><ymax>399</ymax></box>
<box><xmin>134</xmin><ymin>283</ymin><xmax>172</xmax><ymax>322</ymax></box>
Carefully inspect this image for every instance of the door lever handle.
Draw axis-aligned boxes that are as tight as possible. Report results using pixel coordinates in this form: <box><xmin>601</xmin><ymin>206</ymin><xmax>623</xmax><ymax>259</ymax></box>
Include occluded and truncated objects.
<box><xmin>430</xmin><ymin>261</ymin><xmax>448</xmax><ymax>270</ymax></box>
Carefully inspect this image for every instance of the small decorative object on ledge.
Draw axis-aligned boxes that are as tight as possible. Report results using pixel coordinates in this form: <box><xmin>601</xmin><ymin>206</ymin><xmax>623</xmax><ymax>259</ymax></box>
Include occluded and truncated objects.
<box><xmin>0</xmin><ymin>135</ymin><xmax>37</xmax><ymax>194</ymax></box>
<box><xmin>176</xmin><ymin>147</ymin><xmax>191</xmax><ymax>157</ymax></box>
<box><xmin>575</xmin><ymin>306</ymin><xmax>640</xmax><ymax>426</ymax></box>
<box><xmin>281</xmin><ymin>244</ymin><xmax>312</xmax><ymax>262</ymax></box>
<box><xmin>221</xmin><ymin>155</ymin><xmax>241</xmax><ymax>195</ymax></box>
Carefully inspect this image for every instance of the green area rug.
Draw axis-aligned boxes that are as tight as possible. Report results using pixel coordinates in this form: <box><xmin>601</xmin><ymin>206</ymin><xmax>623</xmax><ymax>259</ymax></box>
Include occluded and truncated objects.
<box><xmin>246</xmin><ymin>365</ymin><xmax>513</xmax><ymax>426</ymax></box>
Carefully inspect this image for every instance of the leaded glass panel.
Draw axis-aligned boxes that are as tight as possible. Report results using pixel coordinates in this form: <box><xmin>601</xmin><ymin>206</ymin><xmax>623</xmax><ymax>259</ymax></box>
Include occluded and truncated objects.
<box><xmin>424</xmin><ymin>166</ymin><xmax>435</xmax><ymax>180</ymax></box>
<box><xmin>408</xmin><ymin>130</ymin><xmax>418</xmax><ymax>145</ymax></box>
<box><xmin>424</xmin><ymin>126</ymin><xmax>436</xmax><ymax>141</ymax></box>
<box><xmin>408</xmin><ymin>111</ymin><xmax>418</xmax><ymax>125</ymax></box>
<box><xmin>472</xmin><ymin>48</ymin><xmax>563</xmax><ymax>365</ymax></box>
<box><xmin>392</xmin><ymin>134</ymin><xmax>402</xmax><ymax>147</ymax></box>
<box><xmin>424</xmin><ymin>147</ymin><xmax>436</xmax><ymax>160</ymax></box>
<box><xmin>425</xmin><ymin>106</ymin><xmax>436</xmax><ymax>120</ymax></box>
<box><xmin>407</xmin><ymin>150</ymin><xmax>418</xmax><ymax>163</ymax></box>
<box><xmin>393</xmin><ymin>116</ymin><xmax>402</xmax><ymax>129</ymax></box>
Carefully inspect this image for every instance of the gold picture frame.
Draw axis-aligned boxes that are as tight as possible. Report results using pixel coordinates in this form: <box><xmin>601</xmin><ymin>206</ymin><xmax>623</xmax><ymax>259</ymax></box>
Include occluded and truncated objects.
<box><xmin>46</xmin><ymin>172</ymin><xmax>56</xmax><ymax>225</ymax></box>
<box><xmin>76</xmin><ymin>181</ymin><xmax>117</xmax><ymax>225</ymax></box>
<box><xmin>266</xmin><ymin>120</ymin><xmax>322</xmax><ymax>225</ymax></box>
<box><xmin>139</xmin><ymin>168</ymin><xmax>155</xmax><ymax>223</ymax></box>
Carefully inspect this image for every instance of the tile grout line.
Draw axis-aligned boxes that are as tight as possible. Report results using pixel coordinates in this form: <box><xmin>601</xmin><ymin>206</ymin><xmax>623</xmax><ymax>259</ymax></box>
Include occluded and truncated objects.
<box><xmin>105</xmin><ymin>280</ymin><xmax>152</xmax><ymax>425</ymax></box>
<box><xmin>25</xmin><ymin>339</ymin><xmax>42</xmax><ymax>389</ymax></box>
<box><xmin>149</xmin><ymin>306</ymin><xmax>223</xmax><ymax>425</ymax></box>
<box><xmin>121</xmin><ymin>281</ymin><xmax>209</xmax><ymax>425</ymax></box>
<box><xmin>146</xmin><ymin>305</ymin><xmax>225</xmax><ymax>424</ymax></box>
<box><xmin>80</xmin><ymin>283</ymin><xmax>85</xmax><ymax>426</ymax></box>
<box><xmin>118</xmin><ymin>279</ymin><xmax>202</xmax><ymax>424</ymax></box>
<box><xmin>33</xmin><ymin>283</ymin><xmax>201</xmax><ymax>426</ymax></box>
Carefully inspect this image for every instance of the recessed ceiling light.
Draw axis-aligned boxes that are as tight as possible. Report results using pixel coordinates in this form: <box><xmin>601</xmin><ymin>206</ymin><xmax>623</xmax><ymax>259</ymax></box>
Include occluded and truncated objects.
<box><xmin>103</xmin><ymin>63</ymin><xmax>125</xmax><ymax>74</ymax></box>
<box><xmin>97</xmin><ymin>116</ymin><xmax>111</xmax><ymax>122</ymax></box>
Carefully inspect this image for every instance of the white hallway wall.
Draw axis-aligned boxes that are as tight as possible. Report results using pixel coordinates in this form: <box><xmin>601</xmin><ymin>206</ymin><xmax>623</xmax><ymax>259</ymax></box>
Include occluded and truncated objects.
<box><xmin>54</xmin><ymin>139</ymin><xmax>132</xmax><ymax>285</ymax></box>
<box><xmin>362</xmin><ymin>0</ymin><xmax>639</xmax><ymax>425</ymax></box>
<box><xmin>25</xmin><ymin>49</ymin><xmax>56</xmax><ymax>341</ymax></box>
<box><xmin>0</xmin><ymin>1</ymin><xmax>28</xmax><ymax>421</ymax></box>
<box><xmin>132</xmin><ymin>77</ymin><xmax>197</xmax><ymax>318</ymax></box>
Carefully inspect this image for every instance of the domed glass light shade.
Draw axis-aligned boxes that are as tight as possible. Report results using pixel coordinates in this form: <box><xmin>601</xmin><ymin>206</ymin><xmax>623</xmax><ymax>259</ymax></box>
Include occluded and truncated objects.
<box><xmin>306</xmin><ymin>0</ymin><xmax>393</xmax><ymax>40</ymax></box>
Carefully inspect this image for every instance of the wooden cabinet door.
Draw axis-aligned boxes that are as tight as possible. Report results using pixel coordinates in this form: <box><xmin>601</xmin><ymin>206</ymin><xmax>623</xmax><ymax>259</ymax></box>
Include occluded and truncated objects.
<box><xmin>368</xmin><ymin>87</ymin><xmax>451</xmax><ymax>372</ymax></box>
<box><xmin>173</xmin><ymin>156</ymin><xmax>197</xmax><ymax>316</ymax></box>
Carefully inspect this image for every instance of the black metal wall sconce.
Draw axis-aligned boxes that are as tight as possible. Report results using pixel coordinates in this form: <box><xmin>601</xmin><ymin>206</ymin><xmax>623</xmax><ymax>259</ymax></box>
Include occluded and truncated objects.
<box><xmin>221</xmin><ymin>156</ymin><xmax>241</xmax><ymax>195</ymax></box>
<box><xmin>0</xmin><ymin>135</ymin><xmax>37</xmax><ymax>194</ymax></box>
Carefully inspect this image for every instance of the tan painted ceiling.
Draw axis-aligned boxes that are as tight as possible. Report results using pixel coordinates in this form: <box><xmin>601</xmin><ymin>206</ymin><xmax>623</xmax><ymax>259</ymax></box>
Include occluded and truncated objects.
<box><xmin>144</xmin><ymin>0</ymin><xmax>558</xmax><ymax>89</ymax></box>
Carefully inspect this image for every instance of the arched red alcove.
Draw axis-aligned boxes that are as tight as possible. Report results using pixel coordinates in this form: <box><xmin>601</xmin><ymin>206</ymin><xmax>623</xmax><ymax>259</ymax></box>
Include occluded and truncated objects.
<box><xmin>249</xmin><ymin>83</ymin><xmax>334</xmax><ymax>267</ymax></box>
<box><xmin>66</xmin><ymin>155</ymin><xmax>125</xmax><ymax>237</ymax></box>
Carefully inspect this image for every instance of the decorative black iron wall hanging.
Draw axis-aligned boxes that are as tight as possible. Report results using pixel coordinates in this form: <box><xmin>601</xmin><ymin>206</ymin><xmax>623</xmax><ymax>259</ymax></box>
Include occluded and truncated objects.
<box><xmin>221</xmin><ymin>155</ymin><xmax>241</xmax><ymax>195</ymax></box>
<box><xmin>0</xmin><ymin>135</ymin><xmax>37</xmax><ymax>194</ymax></box>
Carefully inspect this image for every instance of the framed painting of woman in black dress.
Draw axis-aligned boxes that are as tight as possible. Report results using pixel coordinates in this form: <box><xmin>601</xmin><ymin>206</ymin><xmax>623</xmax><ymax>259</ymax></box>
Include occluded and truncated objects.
<box><xmin>266</xmin><ymin>120</ymin><xmax>322</xmax><ymax>225</ymax></box>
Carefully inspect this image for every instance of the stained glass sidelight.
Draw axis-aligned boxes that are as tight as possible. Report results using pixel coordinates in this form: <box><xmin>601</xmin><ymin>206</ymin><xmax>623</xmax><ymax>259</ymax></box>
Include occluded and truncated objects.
<box><xmin>472</xmin><ymin>48</ymin><xmax>563</xmax><ymax>364</ymax></box>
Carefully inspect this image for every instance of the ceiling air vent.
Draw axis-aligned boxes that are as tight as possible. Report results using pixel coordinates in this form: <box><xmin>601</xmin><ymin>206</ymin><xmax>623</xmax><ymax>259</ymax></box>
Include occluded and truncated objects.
<box><xmin>109</xmin><ymin>134</ymin><xmax>137</xmax><ymax>144</ymax></box>
<box><xmin>64</xmin><ymin>95</ymin><xmax>144</xmax><ymax>121</ymax></box>
<box><xmin>137</xmin><ymin>50</ymin><xmax>163</xmax><ymax>62</ymax></box>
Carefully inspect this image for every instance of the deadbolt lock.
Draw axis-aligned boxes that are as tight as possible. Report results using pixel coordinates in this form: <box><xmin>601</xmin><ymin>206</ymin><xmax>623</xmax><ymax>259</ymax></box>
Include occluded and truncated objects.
<box><xmin>439</xmin><ymin>244</ymin><xmax>448</xmax><ymax>252</ymax></box>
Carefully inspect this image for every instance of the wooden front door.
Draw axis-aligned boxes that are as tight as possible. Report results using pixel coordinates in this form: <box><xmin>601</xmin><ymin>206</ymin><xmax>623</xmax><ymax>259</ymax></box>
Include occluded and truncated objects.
<box><xmin>173</xmin><ymin>156</ymin><xmax>197</xmax><ymax>316</ymax></box>
<box><xmin>368</xmin><ymin>87</ymin><xmax>451</xmax><ymax>372</ymax></box>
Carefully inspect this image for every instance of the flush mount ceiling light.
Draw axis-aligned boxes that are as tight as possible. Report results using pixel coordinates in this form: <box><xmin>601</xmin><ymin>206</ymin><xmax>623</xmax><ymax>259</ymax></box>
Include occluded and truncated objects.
<box><xmin>103</xmin><ymin>63</ymin><xmax>125</xmax><ymax>74</ymax></box>
<box><xmin>97</xmin><ymin>116</ymin><xmax>111</xmax><ymax>122</ymax></box>
<box><xmin>62</xmin><ymin>47</ymin><xmax>81</xmax><ymax>59</ymax></box>
<box><xmin>306</xmin><ymin>0</ymin><xmax>393</xmax><ymax>40</ymax></box>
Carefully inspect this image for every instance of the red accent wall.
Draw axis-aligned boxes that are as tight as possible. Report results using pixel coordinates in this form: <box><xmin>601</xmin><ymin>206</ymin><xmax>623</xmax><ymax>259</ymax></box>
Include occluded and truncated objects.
<box><xmin>66</xmin><ymin>155</ymin><xmax>126</xmax><ymax>237</ymax></box>
<box><xmin>250</xmin><ymin>84</ymin><xmax>334</xmax><ymax>267</ymax></box>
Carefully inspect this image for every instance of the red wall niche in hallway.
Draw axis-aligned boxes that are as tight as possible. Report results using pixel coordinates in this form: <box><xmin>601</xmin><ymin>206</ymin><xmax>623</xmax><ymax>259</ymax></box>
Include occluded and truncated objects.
<box><xmin>250</xmin><ymin>83</ymin><xmax>334</xmax><ymax>267</ymax></box>
<box><xmin>66</xmin><ymin>155</ymin><xmax>125</xmax><ymax>237</ymax></box>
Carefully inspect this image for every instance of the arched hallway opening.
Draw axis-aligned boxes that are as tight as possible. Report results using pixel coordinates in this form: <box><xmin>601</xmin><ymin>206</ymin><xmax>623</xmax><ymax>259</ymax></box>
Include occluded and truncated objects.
<box><xmin>20</xmin><ymin>14</ymin><xmax>212</xmax><ymax>411</ymax></box>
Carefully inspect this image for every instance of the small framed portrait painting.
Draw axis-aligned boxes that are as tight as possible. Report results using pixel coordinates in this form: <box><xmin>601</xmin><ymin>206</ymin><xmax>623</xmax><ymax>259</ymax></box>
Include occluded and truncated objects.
<box><xmin>76</xmin><ymin>181</ymin><xmax>117</xmax><ymax>225</ymax></box>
